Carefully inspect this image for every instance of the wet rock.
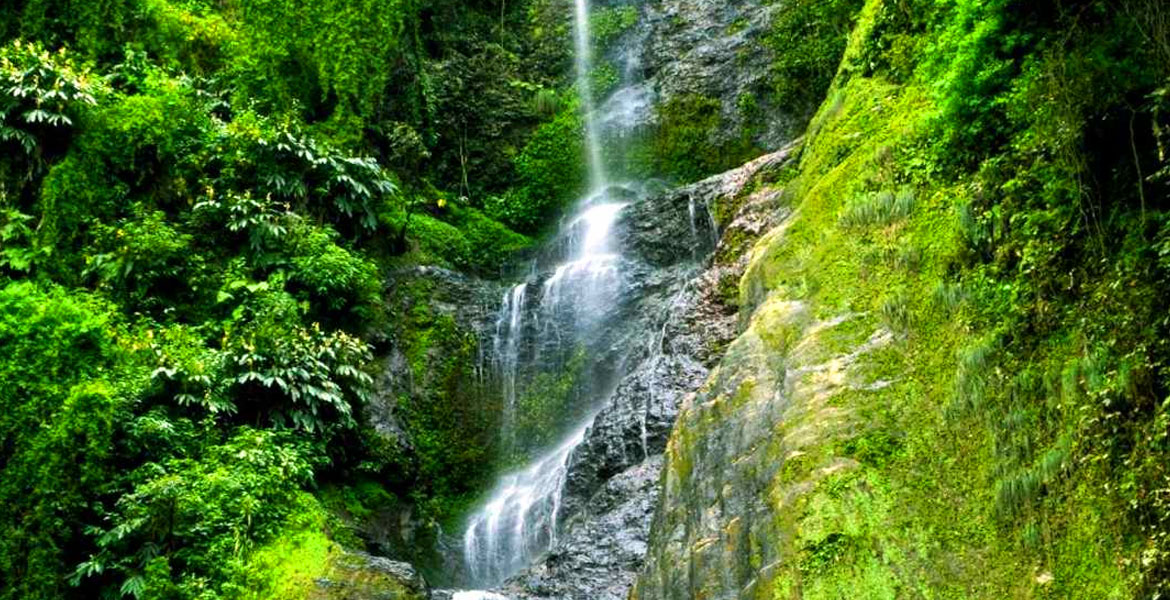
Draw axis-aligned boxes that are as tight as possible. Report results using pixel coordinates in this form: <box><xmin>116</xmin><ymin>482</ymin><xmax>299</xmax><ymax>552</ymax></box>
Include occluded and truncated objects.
<box><xmin>502</xmin><ymin>456</ymin><xmax>665</xmax><ymax>600</ymax></box>
<box><xmin>362</xmin><ymin>266</ymin><xmax>505</xmax><ymax>574</ymax></box>
<box><xmin>486</xmin><ymin>145</ymin><xmax>801</xmax><ymax>599</ymax></box>
<box><xmin>368</xmin><ymin>266</ymin><xmax>503</xmax><ymax>459</ymax></box>
<box><xmin>314</xmin><ymin>551</ymin><xmax>431</xmax><ymax>600</ymax></box>
<box><xmin>599</xmin><ymin>0</ymin><xmax>795</xmax><ymax>152</ymax></box>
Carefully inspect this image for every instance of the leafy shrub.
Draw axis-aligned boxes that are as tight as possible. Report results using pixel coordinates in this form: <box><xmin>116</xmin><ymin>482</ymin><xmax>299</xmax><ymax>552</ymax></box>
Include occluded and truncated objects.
<box><xmin>79</xmin><ymin>80</ymin><xmax>211</xmax><ymax>187</ymax></box>
<box><xmin>75</xmin><ymin>429</ymin><xmax>319</xmax><ymax>598</ymax></box>
<box><xmin>283</xmin><ymin>221</ymin><xmax>380</xmax><ymax>315</ymax></box>
<box><xmin>228</xmin><ymin>0</ymin><xmax>411</xmax><ymax>118</ymax></box>
<box><xmin>445</xmin><ymin>205</ymin><xmax>532</xmax><ymax>273</ymax></box>
<box><xmin>86</xmin><ymin>209</ymin><xmax>194</xmax><ymax>307</ymax></box>
<box><xmin>428</xmin><ymin>43</ymin><xmax>537</xmax><ymax>201</ymax></box>
<box><xmin>252</xmin><ymin>128</ymin><xmax>397</xmax><ymax>232</ymax></box>
<box><xmin>766</xmin><ymin>0</ymin><xmax>864</xmax><ymax>122</ymax></box>
<box><xmin>500</xmin><ymin>104</ymin><xmax>586</xmax><ymax>232</ymax></box>
<box><xmin>8</xmin><ymin>0</ymin><xmax>137</xmax><ymax>59</ymax></box>
<box><xmin>0</xmin><ymin>204</ymin><xmax>42</xmax><ymax>274</ymax></box>
<box><xmin>0</xmin><ymin>40</ymin><xmax>98</xmax><ymax>176</ymax></box>
<box><xmin>193</xmin><ymin>190</ymin><xmax>291</xmax><ymax>257</ymax></box>
<box><xmin>0</xmin><ymin>282</ymin><xmax>134</xmax><ymax>600</ymax></box>
<box><xmin>166</xmin><ymin>284</ymin><xmax>374</xmax><ymax>433</ymax></box>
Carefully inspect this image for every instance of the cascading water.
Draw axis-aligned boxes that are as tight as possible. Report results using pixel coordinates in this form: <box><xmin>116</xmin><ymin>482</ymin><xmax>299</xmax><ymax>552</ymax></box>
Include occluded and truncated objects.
<box><xmin>460</xmin><ymin>0</ymin><xmax>635</xmax><ymax>588</ymax></box>
<box><xmin>495</xmin><ymin>283</ymin><xmax>527</xmax><ymax>453</ymax></box>
<box><xmin>461</xmin><ymin>187</ymin><xmax>635</xmax><ymax>582</ymax></box>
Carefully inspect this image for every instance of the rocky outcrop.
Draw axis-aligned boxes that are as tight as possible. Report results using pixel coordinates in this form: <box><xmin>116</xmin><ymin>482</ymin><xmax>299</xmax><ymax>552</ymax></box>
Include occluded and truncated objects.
<box><xmin>499</xmin><ymin>456</ymin><xmax>664</xmax><ymax>600</ymax></box>
<box><xmin>314</xmin><ymin>551</ymin><xmax>431</xmax><ymax>600</ymax></box>
<box><xmin>496</xmin><ymin>145</ymin><xmax>800</xmax><ymax>599</ymax></box>
<box><xmin>630</xmin><ymin>146</ymin><xmax>899</xmax><ymax>599</ymax></box>
<box><xmin>596</xmin><ymin>0</ymin><xmax>795</xmax><ymax>154</ymax></box>
<box><xmin>565</xmin><ymin>144</ymin><xmax>801</xmax><ymax>513</ymax></box>
<box><xmin>640</xmin><ymin>0</ymin><xmax>791</xmax><ymax>149</ymax></box>
<box><xmin>367</xmin><ymin>265</ymin><xmax>502</xmax><ymax>456</ymax></box>
<box><xmin>631</xmin><ymin>294</ymin><xmax>895</xmax><ymax>599</ymax></box>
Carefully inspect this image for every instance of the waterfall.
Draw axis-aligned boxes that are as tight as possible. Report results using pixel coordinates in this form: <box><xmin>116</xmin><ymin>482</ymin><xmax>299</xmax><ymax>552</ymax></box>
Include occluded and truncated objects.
<box><xmin>460</xmin><ymin>0</ymin><xmax>637</xmax><ymax>589</ymax></box>
<box><xmin>462</xmin><ymin>423</ymin><xmax>588</xmax><ymax>585</ymax></box>
<box><xmin>573</xmin><ymin>0</ymin><xmax>606</xmax><ymax>192</ymax></box>
<box><xmin>495</xmin><ymin>283</ymin><xmax>527</xmax><ymax>453</ymax></box>
<box><xmin>462</xmin><ymin>193</ymin><xmax>629</xmax><ymax>587</ymax></box>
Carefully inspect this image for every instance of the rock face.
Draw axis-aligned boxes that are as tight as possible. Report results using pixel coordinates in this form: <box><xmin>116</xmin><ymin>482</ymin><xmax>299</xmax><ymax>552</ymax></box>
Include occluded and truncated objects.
<box><xmin>629</xmin><ymin>151</ymin><xmax>899</xmax><ymax>598</ymax></box>
<box><xmin>362</xmin><ymin>266</ymin><xmax>505</xmax><ymax>575</ymax></box>
<box><xmin>499</xmin><ymin>456</ymin><xmax>664</xmax><ymax>600</ymax></box>
<box><xmin>314</xmin><ymin>551</ymin><xmax>431</xmax><ymax>600</ymax></box>
<box><xmin>495</xmin><ymin>145</ymin><xmax>800</xmax><ymax>599</ymax></box>
<box><xmin>597</xmin><ymin>0</ymin><xmax>794</xmax><ymax>154</ymax></box>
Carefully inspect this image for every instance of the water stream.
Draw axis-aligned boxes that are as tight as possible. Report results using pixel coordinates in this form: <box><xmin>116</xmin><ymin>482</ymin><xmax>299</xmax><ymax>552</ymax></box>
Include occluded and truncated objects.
<box><xmin>459</xmin><ymin>0</ymin><xmax>656</xmax><ymax>589</ymax></box>
<box><xmin>461</xmin><ymin>185</ymin><xmax>630</xmax><ymax>585</ymax></box>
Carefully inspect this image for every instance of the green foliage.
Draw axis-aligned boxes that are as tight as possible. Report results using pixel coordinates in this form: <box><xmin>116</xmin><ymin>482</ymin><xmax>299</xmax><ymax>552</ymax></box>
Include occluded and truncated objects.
<box><xmin>429</xmin><ymin>44</ymin><xmax>540</xmax><ymax>202</ymax></box>
<box><xmin>75</xmin><ymin>429</ymin><xmax>319</xmax><ymax>598</ymax></box>
<box><xmin>494</xmin><ymin>104</ymin><xmax>586</xmax><ymax>232</ymax></box>
<box><xmin>145</xmin><ymin>282</ymin><xmax>375</xmax><ymax>433</ymax></box>
<box><xmin>0</xmin><ymin>1</ymin><xmax>550</xmax><ymax>597</ymax></box>
<box><xmin>838</xmin><ymin>187</ymin><xmax>915</xmax><ymax>228</ymax></box>
<box><xmin>396</xmin><ymin>201</ymin><xmax>532</xmax><ymax>270</ymax></box>
<box><xmin>0</xmin><ymin>204</ymin><xmax>43</xmax><ymax>273</ymax></box>
<box><xmin>228</xmin><ymin>0</ymin><xmax>411</xmax><ymax>118</ymax></box>
<box><xmin>194</xmin><ymin>190</ymin><xmax>292</xmax><ymax>257</ymax></box>
<box><xmin>0</xmin><ymin>40</ymin><xmax>98</xmax><ymax>180</ymax></box>
<box><xmin>86</xmin><ymin>209</ymin><xmax>194</xmax><ymax>305</ymax></box>
<box><xmin>253</xmin><ymin>128</ymin><xmax>398</xmax><ymax>232</ymax></box>
<box><xmin>284</xmin><ymin>222</ymin><xmax>380</xmax><ymax>314</ymax></box>
<box><xmin>0</xmin><ymin>282</ymin><xmax>134</xmax><ymax>600</ymax></box>
<box><xmin>591</xmin><ymin>6</ymin><xmax>638</xmax><ymax>48</ymax></box>
<box><xmin>229</xmin><ymin>317</ymin><xmax>374</xmax><ymax>433</ymax></box>
<box><xmin>8</xmin><ymin>0</ymin><xmax>137</xmax><ymax>59</ymax></box>
<box><xmin>228</xmin><ymin>497</ymin><xmax>338</xmax><ymax>600</ymax></box>
<box><xmin>766</xmin><ymin>0</ymin><xmax>863</xmax><ymax>122</ymax></box>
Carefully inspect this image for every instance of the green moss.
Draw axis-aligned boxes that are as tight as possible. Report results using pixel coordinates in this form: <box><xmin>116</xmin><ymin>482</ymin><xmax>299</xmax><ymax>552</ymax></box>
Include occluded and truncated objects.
<box><xmin>237</xmin><ymin>493</ymin><xmax>427</xmax><ymax>600</ymax></box>
<box><xmin>512</xmin><ymin>349</ymin><xmax>587</xmax><ymax>460</ymax></box>
<box><xmin>382</xmin><ymin>203</ymin><xmax>531</xmax><ymax>274</ymax></box>
<box><xmin>389</xmin><ymin>275</ymin><xmax>499</xmax><ymax>524</ymax></box>
<box><xmin>591</xmin><ymin>5</ymin><xmax>638</xmax><ymax>48</ymax></box>
<box><xmin>659</xmin><ymin>1</ymin><xmax>1170</xmax><ymax>596</ymax></box>
<box><xmin>591</xmin><ymin>60</ymin><xmax>620</xmax><ymax>101</ymax></box>
<box><xmin>629</xmin><ymin>94</ymin><xmax>762</xmax><ymax>184</ymax></box>
<box><xmin>764</xmin><ymin>0</ymin><xmax>865</xmax><ymax>127</ymax></box>
<box><xmin>234</xmin><ymin>495</ymin><xmax>336</xmax><ymax>600</ymax></box>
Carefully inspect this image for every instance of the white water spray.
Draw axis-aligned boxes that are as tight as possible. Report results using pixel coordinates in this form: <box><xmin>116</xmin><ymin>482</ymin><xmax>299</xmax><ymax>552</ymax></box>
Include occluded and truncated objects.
<box><xmin>495</xmin><ymin>283</ymin><xmax>527</xmax><ymax>452</ymax></box>
<box><xmin>462</xmin><ymin>422</ymin><xmax>589</xmax><ymax>585</ymax></box>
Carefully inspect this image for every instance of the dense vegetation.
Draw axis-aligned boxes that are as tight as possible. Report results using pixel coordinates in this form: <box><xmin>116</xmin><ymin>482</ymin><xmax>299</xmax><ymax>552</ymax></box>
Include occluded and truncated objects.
<box><xmin>0</xmin><ymin>0</ymin><xmax>579</xmax><ymax>596</ymax></box>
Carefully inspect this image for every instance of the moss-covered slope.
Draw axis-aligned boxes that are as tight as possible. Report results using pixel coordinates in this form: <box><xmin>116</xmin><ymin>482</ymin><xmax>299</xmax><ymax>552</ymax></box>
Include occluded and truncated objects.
<box><xmin>635</xmin><ymin>0</ymin><xmax>1170</xmax><ymax>598</ymax></box>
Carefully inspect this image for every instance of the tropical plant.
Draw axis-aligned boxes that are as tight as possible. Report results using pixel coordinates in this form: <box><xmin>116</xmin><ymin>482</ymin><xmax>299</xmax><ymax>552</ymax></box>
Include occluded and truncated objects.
<box><xmin>0</xmin><ymin>40</ymin><xmax>98</xmax><ymax>171</ymax></box>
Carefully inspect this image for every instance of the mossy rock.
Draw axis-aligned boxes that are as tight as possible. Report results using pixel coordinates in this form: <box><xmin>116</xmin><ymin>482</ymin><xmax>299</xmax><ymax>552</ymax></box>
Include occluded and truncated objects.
<box><xmin>311</xmin><ymin>551</ymin><xmax>430</xmax><ymax>600</ymax></box>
